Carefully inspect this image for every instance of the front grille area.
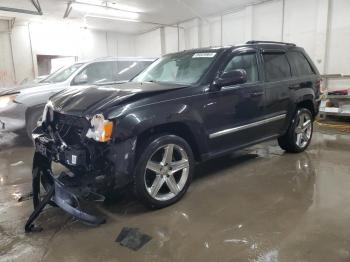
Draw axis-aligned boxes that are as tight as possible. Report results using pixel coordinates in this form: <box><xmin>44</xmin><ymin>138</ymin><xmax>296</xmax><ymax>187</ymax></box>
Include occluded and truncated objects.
<box><xmin>54</xmin><ymin>112</ymin><xmax>90</xmax><ymax>145</ymax></box>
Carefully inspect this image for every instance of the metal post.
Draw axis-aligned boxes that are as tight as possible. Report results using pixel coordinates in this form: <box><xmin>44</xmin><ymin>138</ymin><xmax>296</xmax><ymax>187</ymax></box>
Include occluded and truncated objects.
<box><xmin>177</xmin><ymin>24</ymin><xmax>180</xmax><ymax>51</ymax></box>
<box><xmin>220</xmin><ymin>15</ymin><xmax>223</xmax><ymax>46</ymax></box>
<box><xmin>281</xmin><ymin>0</ymin><xmax>285</xmax><ymax>41</ymax></box>
<box><xmin>324</xmin><ymin>0</ymin><xmax>333</xmax><ymax>91</ymax></box>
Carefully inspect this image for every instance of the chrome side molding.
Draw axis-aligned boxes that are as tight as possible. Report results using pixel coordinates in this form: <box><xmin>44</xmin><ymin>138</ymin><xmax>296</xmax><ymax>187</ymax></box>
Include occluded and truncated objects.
<box><xmin>209</xmin><ymin>114</ymin><xmax>286</xmax><ymax>139</ymax></box>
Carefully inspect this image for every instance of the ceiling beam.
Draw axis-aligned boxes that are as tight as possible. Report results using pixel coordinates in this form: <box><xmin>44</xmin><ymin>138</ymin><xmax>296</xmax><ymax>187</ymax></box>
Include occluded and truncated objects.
<box><xmin>0</xmin><ymin>0</ymin><xmax>43</xmax><ymax>16</ymax></box>
<box><xmin>63</xmin><ymin>2</ymin><xmax>73</xmax><ymax>18</ymax></box>
<box><xmin>30</xmin><ymin>0</ymin><xmax>43</xmax><ymax>15</ymax></box>
<box><xmin>0</xmin><ymin>6</ymin><xmax>42</xmax><ymax>15</ymax></box>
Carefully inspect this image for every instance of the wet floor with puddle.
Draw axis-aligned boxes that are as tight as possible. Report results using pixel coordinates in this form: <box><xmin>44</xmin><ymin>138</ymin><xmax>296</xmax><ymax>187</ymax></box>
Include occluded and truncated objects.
<box><xmin>1</xmin><ymin>130</ymin><xmax>350</xmax><ymax>262</ymax></box>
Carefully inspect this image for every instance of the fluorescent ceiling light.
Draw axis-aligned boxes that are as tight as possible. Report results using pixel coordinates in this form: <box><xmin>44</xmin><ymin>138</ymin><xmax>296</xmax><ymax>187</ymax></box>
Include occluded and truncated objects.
<box><xmin>75</xmin><ymin>0</ymin><xmax>142</xmax><ymax>12</ymax></box>
<box><xmin>72</xmin><ymin>2</ymin><xmax>139</xmax><ymax>20</ymax></box>
<box><xmin>76</xmin><ymin>0</ymin><xmax>104</xmax><ymax>4</ymax></box>
<box><xmin>85</xmin><ymin>14</ymin><xmax>140</xmax><ymax>22</ymax></box>
<box><xmin>106</xmin><ymin>2</ymin><xmax>142</xmax><ymax>13</ymax></box>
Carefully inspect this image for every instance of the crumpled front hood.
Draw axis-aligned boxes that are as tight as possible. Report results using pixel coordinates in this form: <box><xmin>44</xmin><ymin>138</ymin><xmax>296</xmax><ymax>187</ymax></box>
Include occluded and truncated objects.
<box><xmin>50</xmin><ymin>82</ymin><xmax>185</xmax><ymax>117</ymax></box>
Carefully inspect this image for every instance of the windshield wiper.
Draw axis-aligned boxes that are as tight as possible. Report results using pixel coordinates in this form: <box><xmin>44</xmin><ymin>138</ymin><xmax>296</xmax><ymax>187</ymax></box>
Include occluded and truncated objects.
<box><xmin>95</xmin><ymin>80</ymin><xmax>127</xmax><ymax>86</ymax></box>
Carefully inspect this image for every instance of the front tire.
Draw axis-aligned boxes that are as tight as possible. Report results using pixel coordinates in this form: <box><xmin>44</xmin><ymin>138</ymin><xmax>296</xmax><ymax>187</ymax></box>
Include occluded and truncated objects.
<box><xmin>278</xmin><ymin>108</ymin><xmax>313</xmax><ymax>153</ymax></box>
<box><xmin>133</xmin><ymin>134</ymin><xmax>194</xmax><ymax>209</ymax></box>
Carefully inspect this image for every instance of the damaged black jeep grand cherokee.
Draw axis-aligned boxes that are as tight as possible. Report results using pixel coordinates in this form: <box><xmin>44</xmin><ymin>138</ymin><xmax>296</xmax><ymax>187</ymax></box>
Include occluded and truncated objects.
<box><xmin>30</xmin><ymin>41</ymin><xmax>321</xmax><ymax>223</ymax></box>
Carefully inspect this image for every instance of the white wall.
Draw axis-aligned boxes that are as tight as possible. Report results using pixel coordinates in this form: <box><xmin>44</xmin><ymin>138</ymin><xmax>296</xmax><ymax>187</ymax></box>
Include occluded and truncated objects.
<box><xmin>327</xmin><ymin>0</ymin><xmax>350</xmax><ymax>74</ymax></box>
<box><xmin>1</xmin><ymin>20</ymin><xmax>137</xmax><ymax>86</ymax></box>
<box><xmin>207</xmin><ymin>16</ymin><xmax>221</xmax><ymax>47</ymax></box>
<box><xmin>164</xmin><ymin>26</ymin><xmax>179</xmax><ymax>54</ymax></box>
<box><xmin>179</xmin><ymin>19</ymin><xmax>200</xmax><ymax>50</ymax></box>
<box><xmin>326</xmin><ymin>0</ymin><xmax>350</xmax><ymax>90</ymax></box>
<box><xmin>135</xmin><ymin>28</ymin><xmax>162</xmax><ymax>57</ymax></box>
<box><xmin>11</xmin><ymin>23</ymin><xmax>34</xmax><ymax>85</ymax></box>
<box><xmin>0</xmin><ymin>20</ymin><xmax>15</xmax><ymax>88</ymax></box>
<box><xmin>107</xmin><ymin>32</ymin><xmax>135</xmax><ymax>57</ymax></box>
<box><xmin>28</xmin><ymin>22</ymin><xmax>136</xmax><ymax>64</ymax></box>
<box><xmin>283</xmin><ymin>0</ymin><xmax>319</xmax><ymax>63</ymax></box>
<box><xmin>222</xmin><ymin>9</ymin><xmax>247</xmax><ymax>45</ymax></box>
<box><xmin>2</xmin><ymin>0</ymin><xmax>350</xmax><ymax>90</ymax></box>
<box><xmin>139</xmin><ymin>0</ymin><xmax>350</xmax><ymax>91</ymax></box>
<box><xmin>252</xmin><ymin>1</ymin><xmax>283</xmax><ymax>41</ymax></box>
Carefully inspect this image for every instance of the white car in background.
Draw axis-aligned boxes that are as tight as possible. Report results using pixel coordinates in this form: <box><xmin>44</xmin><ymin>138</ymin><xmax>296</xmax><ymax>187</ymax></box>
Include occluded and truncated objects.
<box><xmin>0</xmin><ymin>57</ymin><xmax>155</xmax><ymax>138</ymax></box>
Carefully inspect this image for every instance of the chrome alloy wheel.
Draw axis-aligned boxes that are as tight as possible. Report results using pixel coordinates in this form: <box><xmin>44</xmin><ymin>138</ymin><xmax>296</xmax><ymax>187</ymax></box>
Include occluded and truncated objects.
<box><xmin>144</xmin><ymin>144</ymin><xmax>190</xmax><ymax>201</ymax></box>
<box><xmin>295</xmin><ymin>112</ymin><xmax>312</xmax><ymax>148</ymax></box>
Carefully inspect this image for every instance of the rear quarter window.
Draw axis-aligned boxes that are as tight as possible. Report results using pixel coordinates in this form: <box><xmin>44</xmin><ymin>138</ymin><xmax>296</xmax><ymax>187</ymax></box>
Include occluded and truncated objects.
<box><xmin>287</xmin><ymin>51</ymin><xmax>315</xmax><ymax>77</ymax></box>
<box><xmin>263</xmin><ymin>53</ymin><xmax>291</xmax><ymax>82</ymax></box>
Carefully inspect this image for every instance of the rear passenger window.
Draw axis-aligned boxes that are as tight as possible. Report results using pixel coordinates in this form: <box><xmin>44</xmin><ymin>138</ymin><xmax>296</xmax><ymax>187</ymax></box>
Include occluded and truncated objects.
<box><xmin>287</xmin><ymin>51</ymin><xmax>314</xmax><ymax>77</ymax></box>
<box><xmin>263</xmin><ymin>53</ymin><xmax>291</xmax><ymax>81</ymax></box>
<box><xmin>223</xmin><ymin>53</ymin><xmax>258</xmax><ymax>83</ymax></box>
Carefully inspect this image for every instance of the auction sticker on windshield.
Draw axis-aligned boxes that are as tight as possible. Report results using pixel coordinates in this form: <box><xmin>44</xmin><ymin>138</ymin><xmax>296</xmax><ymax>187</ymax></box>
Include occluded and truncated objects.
<box><xmin>192</xmin><ymin>53</ymin><xmax>217</xmax><ymax>58</ymax></box>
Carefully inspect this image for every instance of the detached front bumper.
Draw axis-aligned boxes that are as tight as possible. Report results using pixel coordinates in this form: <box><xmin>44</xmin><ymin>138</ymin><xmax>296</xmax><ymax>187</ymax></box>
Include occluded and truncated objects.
<box><xmin>53</xmin><ymin>178</ymin><xmax>105</xmax><ymax>225</ymax></box>
<box><xmin>25</xmin><ymin>133</ymin><xmax>108</xmax><ymax>232</ymax></box>
<box><xmin>25</xmin><ymin>114</ymin><xmax>138</xmax><ymax>231</ymax></box>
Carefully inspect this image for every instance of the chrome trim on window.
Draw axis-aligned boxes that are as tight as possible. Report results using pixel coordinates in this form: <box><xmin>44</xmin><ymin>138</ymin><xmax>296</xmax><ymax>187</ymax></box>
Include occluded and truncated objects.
<box><xmin>209</xmin><ymin>114</ymin><xmax>287</xmax><ymax>139</ymax></box>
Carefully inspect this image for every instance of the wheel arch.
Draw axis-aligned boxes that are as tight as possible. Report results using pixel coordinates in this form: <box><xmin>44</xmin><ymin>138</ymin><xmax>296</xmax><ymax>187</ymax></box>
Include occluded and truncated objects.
<box><xmin>135</xmin><ymin>122</ymin><xmax>202</xmax><ymax>162</ymax></box>
<box><xmin>296</xmin><ymin>99</ymin><xmax>316</xmax><ymax>118</ymax></box>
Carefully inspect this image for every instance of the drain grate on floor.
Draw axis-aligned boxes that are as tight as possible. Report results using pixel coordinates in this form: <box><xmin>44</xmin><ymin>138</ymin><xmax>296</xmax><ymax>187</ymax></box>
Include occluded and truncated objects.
<box><xmin>116</xmin><ymin>227</ymin><xmax>152</xmax><ymax>251</ymax></box>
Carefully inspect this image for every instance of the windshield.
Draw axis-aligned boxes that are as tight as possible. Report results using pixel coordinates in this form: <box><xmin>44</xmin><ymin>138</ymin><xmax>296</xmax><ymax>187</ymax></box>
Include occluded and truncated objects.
<box><xmin>41</xmin><ymin>63</ymin><xmax>83</xmax><ymax>83</ymax></box>
<box><xmin>132</xmin><ymin>51</ymin><xmax>218</xmax><ymax>85</ymax></box>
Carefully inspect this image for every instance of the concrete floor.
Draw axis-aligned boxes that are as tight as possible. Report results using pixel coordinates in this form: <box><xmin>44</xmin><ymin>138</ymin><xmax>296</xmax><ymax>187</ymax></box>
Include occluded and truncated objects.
<box><xmin>1</xmin><ymin>130</ymin><xmax>350</xmax><ymax>262</ymax></box>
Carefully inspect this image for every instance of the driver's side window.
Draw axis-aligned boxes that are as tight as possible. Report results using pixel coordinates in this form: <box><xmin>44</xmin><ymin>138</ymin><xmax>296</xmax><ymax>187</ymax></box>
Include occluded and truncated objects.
<box><xmin>223</xmin><ymin>53</ymin><xmax>259</xmax><ymax>83</ymax></box>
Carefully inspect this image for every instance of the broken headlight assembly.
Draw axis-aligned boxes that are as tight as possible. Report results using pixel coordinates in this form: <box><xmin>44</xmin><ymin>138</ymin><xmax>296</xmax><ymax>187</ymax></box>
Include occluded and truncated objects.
<box><xmin>86</xmin><ymin>114</ymin><xmax>113</xmax><ymax>142</ymax></box>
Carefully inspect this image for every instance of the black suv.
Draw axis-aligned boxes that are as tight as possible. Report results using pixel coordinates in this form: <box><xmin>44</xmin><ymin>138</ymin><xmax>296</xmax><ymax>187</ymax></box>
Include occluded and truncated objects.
<box><xmin>32</xmin><ymin>41</ymin><xmax>320</xmax><ymax>218</ymax></box>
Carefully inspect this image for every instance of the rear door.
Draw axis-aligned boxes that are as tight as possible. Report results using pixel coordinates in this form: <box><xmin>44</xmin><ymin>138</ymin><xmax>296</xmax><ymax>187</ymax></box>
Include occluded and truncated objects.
<box><xmin>261</xmin><ymin>50</ymin><xmax>292</xmax><ymax>136</ymax></box>
<box><xmin>286</xmin><ymin>50</ymin><xmax>321</xmax><ymax>105</ymax></box>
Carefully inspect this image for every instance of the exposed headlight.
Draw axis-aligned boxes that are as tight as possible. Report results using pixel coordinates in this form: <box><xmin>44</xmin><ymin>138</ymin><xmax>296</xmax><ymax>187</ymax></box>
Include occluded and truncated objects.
<box><xmin>42</xmin><ymin>100</ymin><xmax>54</xmax><ymax>124</ymax></box>
<box><xmin>86</xmin><ymin>114</ymin><xmax>113</xmax><ymax>142</ymax></box>
<box><xmin>0</xmin><ymin>94</ymin><xmax>17</xmax><ymax>109</ymax></box>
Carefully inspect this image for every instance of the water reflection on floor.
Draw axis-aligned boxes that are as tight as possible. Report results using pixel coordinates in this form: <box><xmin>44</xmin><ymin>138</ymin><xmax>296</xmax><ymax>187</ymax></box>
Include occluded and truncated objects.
<box><xmin>0</xmin><ymin>131</ymin><xmax>350</xmax><ymax>262</ymax></box>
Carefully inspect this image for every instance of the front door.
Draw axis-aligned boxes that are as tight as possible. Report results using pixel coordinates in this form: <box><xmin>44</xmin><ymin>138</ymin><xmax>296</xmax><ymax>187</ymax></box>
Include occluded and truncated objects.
<box><xmin>203</xmin><ymin>48</ymin><xmax>266</xmax><ymax>154</ymax></box>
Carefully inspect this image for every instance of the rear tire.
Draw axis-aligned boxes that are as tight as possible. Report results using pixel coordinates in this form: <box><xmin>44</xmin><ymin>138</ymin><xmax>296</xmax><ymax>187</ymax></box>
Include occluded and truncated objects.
<box><xmin>133</xmin><ymin>134</ymin><xmax>194</xmax><ymax>209</ymax></box>
<box><xmin>278</xmin><ymin>108</ymin><xmax>313</xmax><ymax>153</ymax></box>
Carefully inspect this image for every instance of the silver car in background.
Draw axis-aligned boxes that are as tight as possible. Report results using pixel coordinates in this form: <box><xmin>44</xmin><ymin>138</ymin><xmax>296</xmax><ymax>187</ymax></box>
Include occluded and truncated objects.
<box><xmin>0</xmin><ymin>57</ymin><xmax>155</xmax><ymax>138</ymax></box>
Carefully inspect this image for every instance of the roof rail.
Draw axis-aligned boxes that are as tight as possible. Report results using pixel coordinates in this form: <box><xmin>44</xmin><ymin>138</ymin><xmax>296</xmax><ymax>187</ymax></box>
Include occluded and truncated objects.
<box><xmin>246</xmin><ymin>40</ymin><xmax>296</xmax><ymax>47</ymax></box>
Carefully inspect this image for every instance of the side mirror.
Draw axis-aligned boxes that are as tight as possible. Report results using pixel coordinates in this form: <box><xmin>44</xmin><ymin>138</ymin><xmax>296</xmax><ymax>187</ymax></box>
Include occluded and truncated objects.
<box><xmin>73</xmin><ymin>73</ymin><xmax>88</xmax><ymax>85</ymax></box>
<box><xmin>211</xmin><ymin>69</ymin><xmax>247</xmax><ymax>90</ymax></box>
